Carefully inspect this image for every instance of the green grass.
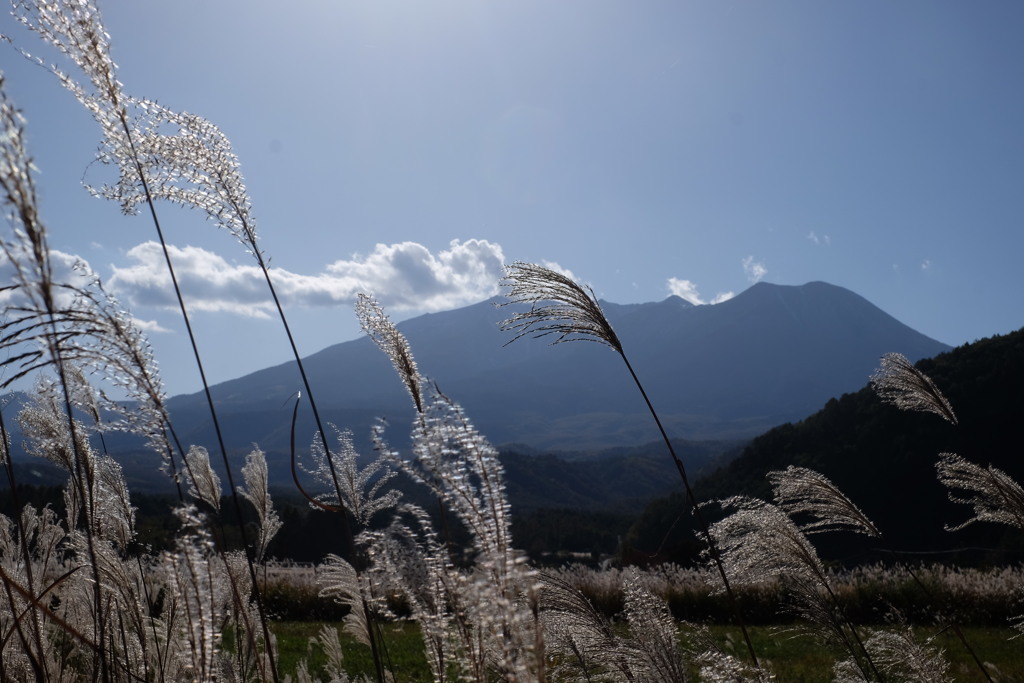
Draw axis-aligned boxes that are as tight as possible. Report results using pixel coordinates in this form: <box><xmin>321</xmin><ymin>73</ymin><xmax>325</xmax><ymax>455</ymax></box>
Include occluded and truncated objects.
<box><xmin>689</xmin><ymin>625</ymin><xmax>1024</xmax><ymax>682</ymax></box>
<box><xmin>272</xmin><ymin>621</ymin><xmax>433</xmax><ymax>682</ymax></box>
<box><xmin>272</xmin><ymin>620</ymin><xmax>1024</xmax><ymax>682</ymax></box>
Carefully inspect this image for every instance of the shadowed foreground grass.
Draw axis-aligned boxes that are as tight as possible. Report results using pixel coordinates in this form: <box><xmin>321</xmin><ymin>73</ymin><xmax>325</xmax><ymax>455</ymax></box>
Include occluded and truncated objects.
<box><xmin>272</xmin><ymin>621</ymin><xmax>1024</xmax><ymax>682</ymax></box>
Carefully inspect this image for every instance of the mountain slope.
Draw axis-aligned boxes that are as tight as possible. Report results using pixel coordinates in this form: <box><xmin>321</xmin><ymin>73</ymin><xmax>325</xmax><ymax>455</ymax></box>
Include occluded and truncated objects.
<box><xmin>162</xmin><ymin>280</ymin><xmax>949</xmax><ymax>457</ymax></box>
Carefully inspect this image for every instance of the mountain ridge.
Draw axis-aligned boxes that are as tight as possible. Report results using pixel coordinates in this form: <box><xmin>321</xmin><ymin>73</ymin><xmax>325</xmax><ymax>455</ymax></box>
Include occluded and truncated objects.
<box><xmin>159</xmin><ymin>280</ymin><xmax>948</xmax><ymax>457</ymax></box>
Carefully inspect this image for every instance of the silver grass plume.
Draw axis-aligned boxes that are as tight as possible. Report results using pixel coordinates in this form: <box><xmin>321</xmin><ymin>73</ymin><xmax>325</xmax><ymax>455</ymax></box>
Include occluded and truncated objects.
<box><xmin>313</xmin><ymin>625</ymin><xmax>352</xmax><ymax>683</ymax></box>
<box><xmin>11</xmin><ymin>0</ymin><xmax>127</xmax><ymax>124</ymax></box>
<box><xmin>2</xmin><ymin>75</ymin><xmax>172</xmax><ymax>680</ymax></box>
<box><xmin>691</xmin><ymin>626</ymin><xmax>776</xmax><ymax>683</ymax></box>
<box><xmin>0</xmin><ymin>75</ymin><xmax>90</xmax><ymax>377</ymax></box>
<box><xmin>220</xmin><ymin>549</ymin><xmax>277</xmax><ymax>681</ymax></box>
<box><xmin>64</xmin><ymin>362</ymin><xmax>101</xmax><ymax>425</ymax></box>
<box><xmin>379</xmin><ymin>387</ymin><xmax>514</xmax><ymax>563</ymax></box>
<box><xmin>363</xmin><ymin>504</ymin><xmax>455</xmax><ymax>682</ymax></box>
<box><xmin>11</xmin><ymin>6</ymin><xmax>284</xmax><ymax>678</ymax></box>
<box><xmin>359</xmin><ymin>296</ymin><xmax>512</xmax><ymax>560</ymax></box>
<box><xmin>1</xmin><ymin>29</ymin><xmax>177</xmax><ymax>491</ymax></box>
<box><xmin>92</xmin><ymin>453</ymin><xmax>135</xmax><ymax>549</ymax></box>
<box><xmin>769</xmin><ymin>466</ymin><xmax>881</xmax><ymax>538</ymax></box>
<box><xmin>871</xmin><ymin>352</ymin><xmax>957</xmax><ymax>425</ymax></box>
<box><xmin>834</xmin><ymin>629</ymin><xmax>952</xmax><ymax>683</ymax></box>
<box><xmin>88</xmin><ymin>99</ymin><xmax>262</xmax><ymax>255</ymax></box>
<box><xmin>184</xmin><ymin>445</ymin><xmax>222</xmax><ymax>512</ymax></box>
<box><xmin>318</xmin><ymin>554</ymin><xmax>373</xmax><ymax>647</ymax></box>
<box><xmin>696</xmin><ymin>655</ymin><xmax>773</xmax><ymax>683</ymax></box>
<box><xmin>356</xmin><ymin>293</ymin><xmax>425</xmax><ymax>413</ymax></box>
<box><xmin>362</xmin><ymin>297</ymin><xmax>543</xmax><ymax>680</ymax></box>
<box><xmin>0</xmin><ymin>502</ymin><xmax>68</xmax><ymax>679</ymax></box>
<box><xmin>61</xmin><ymin>266</ymin><xmax>180</xmax><ymax>471</ymax></box>
<box><xmin>499</xmin><ymin>261</ymin><xmax>621</xmax><ymax>352</ymax></box>
<box><xmin>0</xmin><ymin>244</ymin><xmax>176</xmax><ymax>479</ymax></box>
<box><xmin>17</xmin><ymin>379</ymin><xmax>141</xmax><ymax>547</ymax></box>
<box><xmin>17</xmin><ymin>377</ymin><xmax>94</xmax><ymax>475</ymax></box>
<box><xmin>619</xmin><ymin>568</ymin><xmax>690</xmax><ymax>683</ymax></box>
<box><xmin>695</xmin><ymin>654</ymin><xmax>774</xmax><ymax>683</ymax></box>
<box><xmin>160</xmin><ymin>505</ymin><xmax>231</xmax><ymax>682</ymax></box>
<box><xmin>308</xmin><ymin>426</ymin><xmax>401</xmax><ymax>526</ymax></box>
<box><xmin>14</xmin><ymin>6</ymin><xmax>282</xmax><ymax>670</ymax></box>
<box><xmin>707</xmin><ymin>498</ymin><xmax>826</xmax><ymax>597</ymax></box>
<box><xmin>15</xmin><ymin>10</ymin><xmax>347</xmax><ymax>675</ymax></box>
<box><xmin>871</xmin><ymin>357</ymin><xmax>1002</xmax><ymax>682</ymax></box>
<box><xmin>237</xmin><ymin>447</ymin><xmax>283</xmax><ymax>563</ymax></box>
<box><xmin>15</xmin><ymin>3</ymin><xmax>261</xmax><ymax>261</ymax></box>
<box><xmin>936</xmin><ymin>452</ymin><xmax>1024</xmax><ymax>531</ymax></box>
<box><xmin>372</xmin><ymin>392</ymin><xmax>542</xmax><ymax>680</ymax></box>
<box><xmin>539</xmin><ymin>571</ymin><xmax>624</xmax><ymax>681</ymax></box>
<box><xmin>708</xmin><ymin>497</ymin><xmax>882</xmax><ymax>681</ymax></box>
<box><xmin>19</xmin><ymin>3</ymin><xmax>352</xmax><ymax>593</ymax></box>
<box><xmin>500</xmin><ymin>262</ymin><xmax>760</xmax><ymax>667</ymax></box>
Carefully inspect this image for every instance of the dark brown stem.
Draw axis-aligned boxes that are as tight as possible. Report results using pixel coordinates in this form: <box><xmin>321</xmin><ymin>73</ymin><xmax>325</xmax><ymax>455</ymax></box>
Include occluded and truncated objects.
<box><xmin>618</xmin><ymin>351</ymin><xmax>760</xmax><ymax>670</ymax></box>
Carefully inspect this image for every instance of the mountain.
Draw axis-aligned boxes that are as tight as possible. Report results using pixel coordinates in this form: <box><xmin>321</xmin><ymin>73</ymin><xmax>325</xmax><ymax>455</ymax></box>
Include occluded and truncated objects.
<box><xmin>161</xmin><ymin>281</ymin><xmax>949</xmax><ymax>460</ymax></box>
<box><xmin>627</xmin><ymin>327</ymin><xmax>1024</xmax><ymax>564</ymax></box>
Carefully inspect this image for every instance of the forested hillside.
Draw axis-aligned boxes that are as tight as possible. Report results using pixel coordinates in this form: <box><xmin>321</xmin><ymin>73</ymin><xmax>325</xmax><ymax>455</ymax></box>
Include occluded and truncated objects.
<box><xmin>628</xmin><ymin>327</ymin><xmax>1024</xmax><ymax>565</ymax></box>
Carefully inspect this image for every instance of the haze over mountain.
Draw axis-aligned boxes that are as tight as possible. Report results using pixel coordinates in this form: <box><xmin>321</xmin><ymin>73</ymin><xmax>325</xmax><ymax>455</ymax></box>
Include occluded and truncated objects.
<box><xmin>161</xmin><ymin>281</ymin><xmax>949</xmax><ymax>457</ymax></box>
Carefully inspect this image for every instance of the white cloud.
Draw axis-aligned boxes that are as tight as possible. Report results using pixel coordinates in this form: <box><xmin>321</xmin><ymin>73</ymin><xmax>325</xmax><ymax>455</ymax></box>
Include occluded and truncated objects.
<box><xmin>667</xmin><ymin>278</ymin><xmax>703</xmax><ymax>305</ymax></box>
<box><xmin>742</xmin><ymin>256</ymin><xmax>767</xmax><ymax>283</ymax></box>
<box><xmin>667</xmin><ymin>277</ymin><xmax>734</xmax><ymax>305</ymax></box>
<box><xmin>0</xmin><ymin>248</ymin><xmax>94</xmax><ymax>308</ymax></box>
<box><xmin>920</xmin><ymin>259</ymin><xmax>931</xmax><ymax>271</ymax></box>
<box><xmin>108</xmin><ymin>239</ymin><xmax>506</xmax><ymax>317</ymax></box>
<box><xmin>807</xmin><ymin>231</ymin><xmax>831</xmax><ymax>246</ymax></box>
<box><xmin>108</xmin><ymin>243</ymin><xmax>272</xmax><ymax>317</ymax></box>
<box><xmin>132</xmin><ymin>317</ymin><xmax>173</xmax><ymax>334</ymax></box>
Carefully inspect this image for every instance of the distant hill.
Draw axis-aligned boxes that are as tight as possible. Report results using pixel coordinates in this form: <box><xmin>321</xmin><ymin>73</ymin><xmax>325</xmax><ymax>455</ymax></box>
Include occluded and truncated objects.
<box><xmin>628</xmin><ymin>327</ymin><xmax>1024</xmax><ymax>565</ymax></box>
<box><xmin>159</xmin><ymin>280</ymin><xmax>948</xmax><ymax>461</ymax></box>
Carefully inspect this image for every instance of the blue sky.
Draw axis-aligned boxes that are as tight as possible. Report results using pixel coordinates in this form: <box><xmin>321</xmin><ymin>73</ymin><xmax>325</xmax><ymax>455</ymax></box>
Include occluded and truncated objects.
<box><xmin>2</xmin><ymin>1</ymin><xmax>1022</xmax><ymax>396</ymax></box>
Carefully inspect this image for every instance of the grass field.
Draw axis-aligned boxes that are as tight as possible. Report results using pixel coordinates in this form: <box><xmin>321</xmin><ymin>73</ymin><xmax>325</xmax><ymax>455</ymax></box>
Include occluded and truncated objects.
<box><xmin>270</xmin><ymin>620</ymin><xmax>1024</xmax><ymax>682</ymax></box>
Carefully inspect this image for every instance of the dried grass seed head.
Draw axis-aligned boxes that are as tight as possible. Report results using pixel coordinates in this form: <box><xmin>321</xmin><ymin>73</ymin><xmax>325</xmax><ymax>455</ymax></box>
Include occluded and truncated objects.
<box><xmin>769</xmin><ymin>466</ymin><xmax>881</xmax><ymax>538</ymax></box>
<box><xmin>937</xmin><ymin>452</ymin><xmax>1024</xmax><ymax>531</ymax></box>
<box><xmin>871</xmin><ymin>352</ymin><xmax>957</xmax><ymax>425</ymax></box>
<box><xmin>308</xmin><ymin>425</ymin><xmax>401</xmax><ymax>525</ymax></box>
<box><xmin>184</xmin><ymin>445</ymin><xmax>222</xmax><ymax>511</ymax></box>
<box><xmin>499</xmin><ymin>261</ymin><xmax>622</xmax><ymax>354</ymax></box>
<box><xmin>356</xmin><ymin>293</ymin><xmax>424</xmax><ymax>412</ymax></box>
<box><xmin>707</xmin><ymin>496</ymin><xmax>827</xmax><ymax>588</ymax></box>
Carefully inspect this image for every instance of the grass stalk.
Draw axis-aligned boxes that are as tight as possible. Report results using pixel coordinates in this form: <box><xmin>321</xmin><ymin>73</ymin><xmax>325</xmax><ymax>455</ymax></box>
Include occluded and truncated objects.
<box><xmin>113</xmin><ymin>116</ymin><xmax>281</xmax><ymax>683</ymax></box>
<box><xmin>500</xmin><ymin>261</ymin><xmax>761</xmax><ymax>668</ymax></box>
<box><xmin>623</xmin><ymin>349</ymin><xmax>759</xmax><ymax>667</ymax></box>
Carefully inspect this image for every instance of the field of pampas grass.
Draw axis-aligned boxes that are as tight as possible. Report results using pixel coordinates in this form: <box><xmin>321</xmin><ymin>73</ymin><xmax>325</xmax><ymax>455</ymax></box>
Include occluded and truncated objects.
<box><xmin>1</xmin><ymin>2</ymin><xmax>1022</xmax><ymax>681</ymax></box>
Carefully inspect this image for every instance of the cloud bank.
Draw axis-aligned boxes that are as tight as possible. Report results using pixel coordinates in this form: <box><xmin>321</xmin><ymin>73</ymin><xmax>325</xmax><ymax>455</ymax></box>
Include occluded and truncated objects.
<box><xmin>666</xmin><ymin>278</ymin><xmax>734</xmax><ymax>306</ymax></box>
<box><xmin>108</xmin><ymin>239</ymin><xmax>506</xmax><ymax>317</ymax></box>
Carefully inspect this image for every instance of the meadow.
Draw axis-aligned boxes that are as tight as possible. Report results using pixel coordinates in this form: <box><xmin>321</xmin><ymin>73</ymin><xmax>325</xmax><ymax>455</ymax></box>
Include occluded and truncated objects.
<box><xmin>1</xmin><ymin>1</ymin><xmax>1022</xmax><ymax>681</ymax></box>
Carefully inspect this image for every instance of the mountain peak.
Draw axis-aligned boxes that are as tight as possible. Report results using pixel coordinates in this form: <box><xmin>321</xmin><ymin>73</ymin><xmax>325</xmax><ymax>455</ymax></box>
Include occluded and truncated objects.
<box><xmin>662</xmin><ymin>294</ymin><xmax>696</xmax><ymax>308</ymax></box>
